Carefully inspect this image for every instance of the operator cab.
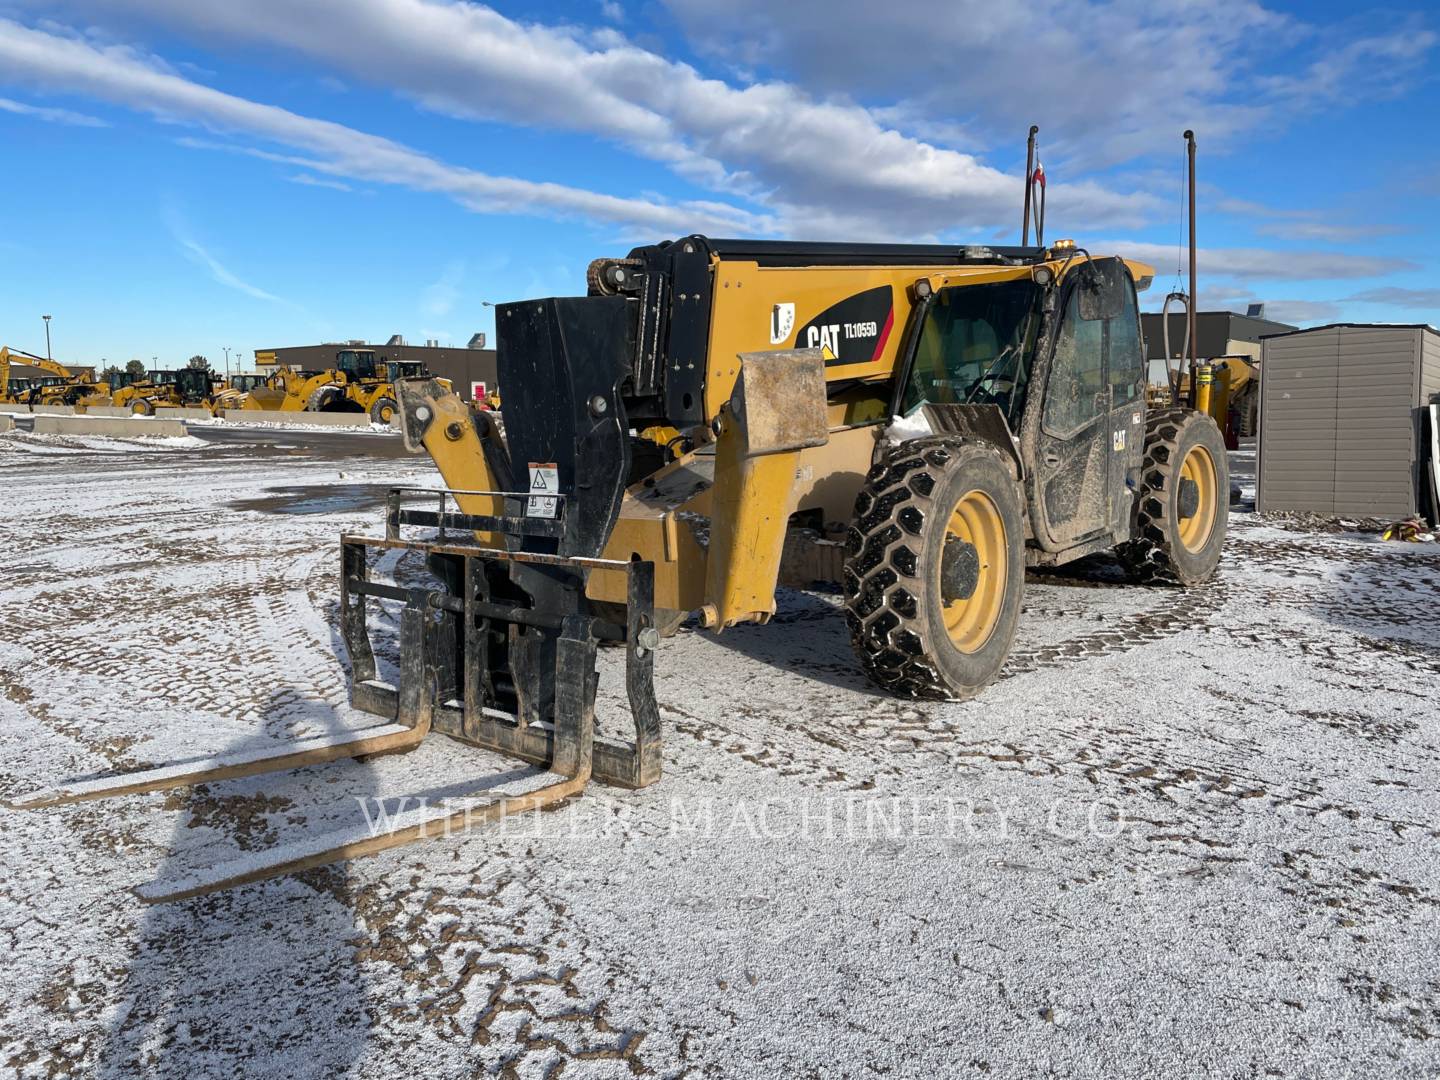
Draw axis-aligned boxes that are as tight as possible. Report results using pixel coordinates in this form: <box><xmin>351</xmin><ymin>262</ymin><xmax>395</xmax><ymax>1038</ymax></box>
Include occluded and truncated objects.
<box><xmin>172</xmin><ymin>367</ymin><xmax>212</xmax><ymax>401</ymax></box>
<box><xmin>336</xmin><ymin>349</ymin><xmax>379</xmax><ymax>380</ymax></box>
<box><xmin>386</xmin><ymin>360</ymin><xmax>425</xmax><ymax>382</ymax></box>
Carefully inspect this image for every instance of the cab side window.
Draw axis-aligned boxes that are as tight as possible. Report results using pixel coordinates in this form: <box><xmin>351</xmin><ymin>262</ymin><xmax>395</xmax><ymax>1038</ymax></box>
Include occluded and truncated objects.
<box><xmin>1108</xmin><ymin>281</ymin><xmax>1143</xmax><ymax>405</ymax></box>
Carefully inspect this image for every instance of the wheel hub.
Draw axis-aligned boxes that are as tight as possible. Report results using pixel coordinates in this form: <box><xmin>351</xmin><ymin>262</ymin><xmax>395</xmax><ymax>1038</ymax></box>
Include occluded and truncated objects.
<box><xmin>1177</xmin><ymin>477</ymin><xmax>1200</xmax><ymax>519</ymax></box>
<box><xmin>940</xmin><ymin>536</ymin><xmax>980</xmax><ymax>603</ymax></box>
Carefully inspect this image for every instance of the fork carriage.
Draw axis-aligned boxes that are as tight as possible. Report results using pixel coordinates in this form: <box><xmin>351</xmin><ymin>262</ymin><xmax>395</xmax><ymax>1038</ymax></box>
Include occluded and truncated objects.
<box><xmin>341</xmin><ymin>486</ymin><xmax>663</xmax><ymax>790</ymax></box>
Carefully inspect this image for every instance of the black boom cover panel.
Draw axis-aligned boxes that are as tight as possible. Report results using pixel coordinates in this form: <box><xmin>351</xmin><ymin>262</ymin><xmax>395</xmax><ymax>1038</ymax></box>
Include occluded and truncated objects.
<box><xmin>495</xmin><ymin>296</ymin><xmax>634</xmax><ymax>558</ymax></box>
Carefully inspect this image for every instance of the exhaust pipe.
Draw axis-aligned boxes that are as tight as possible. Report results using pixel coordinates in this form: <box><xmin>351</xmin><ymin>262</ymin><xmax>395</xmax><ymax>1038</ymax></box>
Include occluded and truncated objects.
<box><xmin>1185</xmin><ymin>129</ymin><xmax>1198</xmax><ymax>408</ymax></box>
<box><xmin>1022</xmin><ymin>125</ymin><xmax>1038</xmax><ymax>246</ymax></box>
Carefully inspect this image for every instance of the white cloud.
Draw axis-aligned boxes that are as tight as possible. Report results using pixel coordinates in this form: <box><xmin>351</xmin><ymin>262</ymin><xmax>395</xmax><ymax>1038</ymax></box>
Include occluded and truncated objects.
<box><xmin>0</xmin><ymin>93</ymin><xmax>106</xmax><ymax>126</ymax></box>
<box><xmin>1346</xmin><ymin>286</ymin><xmax>1440</xmax><ymax>309</ymax></box>
<box><xmin>287</xmin><ymin>172</ymin><xmax>353</xmax><ymax>192</ymax></box>
<box><xmin>422</xmin><ymin>260</ymin><xmax>464</xmax><ymax>317</ymax></box>
<box><xmin>165</xmin><ymin>208</ymin><xmax>288</xmax><ymax>304</ymax></box>
<box><xmin>1103</xmin><ymin>240</ymin><xmax>1414</xmax><ymax>282</ymax></box>
<box><xmin>661</xmin><ymin>0</ymin><xmax>1434</xmax><ymax>171</ymax></box>
<box><xmin>1215</xmin><ymin>196</ymin><xmax>1399</xmax><ymax>243</ymax></box>
<box><xmin>1252</xmin><ymin>299</ymin><xmax>1343</xmax><ymax>324</ymax></box>
<box><xmin>35</xmin><ymin>0</ymin><xmax>1154</xmax><ymax>236</ymax></box>
<box><xmin>0</xmin><ymin>18</ymin><xmax>767</xmax><ymax>236</ymax></box>
<box><xmin>1255</xmin><ymin>221</ymin><xmax>1402</xmax><ymax>243</ymax></box>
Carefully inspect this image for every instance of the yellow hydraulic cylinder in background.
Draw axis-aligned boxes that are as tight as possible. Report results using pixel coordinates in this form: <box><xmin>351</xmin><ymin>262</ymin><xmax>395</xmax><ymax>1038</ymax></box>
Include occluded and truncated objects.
<box><xmin>1193</xmin><ymin>362</ymin><xmax>1214</xmax><ymax>417</ymax></box>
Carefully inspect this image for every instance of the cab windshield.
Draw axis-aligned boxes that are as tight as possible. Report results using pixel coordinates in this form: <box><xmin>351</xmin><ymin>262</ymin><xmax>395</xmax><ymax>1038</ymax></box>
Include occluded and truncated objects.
<box><xmin>386</xmin><ymin>361</ymin><xmax>423</xmax><ymax>382</ymax></box>
<box><xmin>175</xmin><ymin>369</ymin><xmax>210</xmax><ymax>397</ymax></box>
<box><xmin>900</xmin><ymin>280</ymin><xmax>1041</xmax><ymax>424</ymax></box>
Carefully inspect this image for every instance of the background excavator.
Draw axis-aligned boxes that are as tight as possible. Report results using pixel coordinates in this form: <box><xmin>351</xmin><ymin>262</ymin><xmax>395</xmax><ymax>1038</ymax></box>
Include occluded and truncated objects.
<box><xmin>0</xmin><ymin>347</ymin><xmax>108</xmax><ymax>408</ymax></box>
<box><xmin>9</xmin><ymin>133</ymin><xmax>1230</xmax><ymax>903</ymax></box>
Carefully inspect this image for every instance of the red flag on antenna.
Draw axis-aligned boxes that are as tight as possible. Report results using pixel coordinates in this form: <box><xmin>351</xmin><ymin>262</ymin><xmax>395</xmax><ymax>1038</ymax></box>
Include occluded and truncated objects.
<box><xmin>1033</xmin><ymin>161</ymin><xmax>1046</xmax><ymax>189</ymax></box>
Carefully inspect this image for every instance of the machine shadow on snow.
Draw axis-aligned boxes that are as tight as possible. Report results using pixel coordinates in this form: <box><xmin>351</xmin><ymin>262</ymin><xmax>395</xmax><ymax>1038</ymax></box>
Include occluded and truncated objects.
<box><xmin>92</xmin><ymin>678</ymin><xmax>550</xmax><ymax>1076</ymax></box>
<box><xmin>689</xmin><ymin>588</ymin><xmax>894</xmax><ymax>697</ymax></box>
<box><xmin>95</xmin><ymin>689</ymin><xmax>379</xmax><ymax>1079</ymax></box>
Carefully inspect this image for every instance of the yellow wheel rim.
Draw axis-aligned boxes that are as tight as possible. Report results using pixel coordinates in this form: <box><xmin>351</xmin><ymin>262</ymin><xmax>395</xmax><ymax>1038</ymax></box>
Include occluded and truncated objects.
<box><xmin>941</xmin><ymin>490</ymin><xmax>1008</xmax><ymax>654</ymax></box>
<box><xmin>379</xmin><ymin>405</ymin><xmax>393</xmax><ymax>422</ymax></box>
<box><xmin>1177</xmin><ymin>444</ymin><xmax>1218</xmax><ymax>552</ymax></box>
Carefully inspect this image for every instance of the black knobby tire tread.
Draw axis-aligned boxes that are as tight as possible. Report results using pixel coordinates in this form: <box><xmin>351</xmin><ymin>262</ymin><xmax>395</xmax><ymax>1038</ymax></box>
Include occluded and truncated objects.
<box><xmin>370</xmin><ymin>396</ymin><xmax>398</xmax><ymax>424</ymax></box>
<box><xmin>842</xmin><ymin>436</ymin><xmax>1017</xmax><ymax>700</ymax></box>
<box><xmin>1119</xmin><ymin>407</ymin><xmax>1222</xmax><ymax>586</ymax></box>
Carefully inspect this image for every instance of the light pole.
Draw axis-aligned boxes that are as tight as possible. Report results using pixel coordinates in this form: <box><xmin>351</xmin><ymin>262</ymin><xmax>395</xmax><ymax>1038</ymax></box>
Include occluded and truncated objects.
<box><xmin>42</xmin><ymin>315</ymin><xmax>51</xmax><ymax>361</ymax></box>
<box><xmin>223</xmin><ymin>346</ymin><xmax>232</xmax><ymax>379</ymax></box>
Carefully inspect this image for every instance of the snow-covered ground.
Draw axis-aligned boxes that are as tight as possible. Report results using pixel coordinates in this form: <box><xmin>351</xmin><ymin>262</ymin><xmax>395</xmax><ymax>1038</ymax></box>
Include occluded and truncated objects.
<box><xmin>0</xmin><ymin>427</ymin><xmax>1437</xmax><ymax>1079</ymax></box>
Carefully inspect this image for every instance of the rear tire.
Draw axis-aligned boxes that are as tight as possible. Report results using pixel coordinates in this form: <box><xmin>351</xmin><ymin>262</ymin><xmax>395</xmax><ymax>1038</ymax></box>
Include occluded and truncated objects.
<box><xmin>1118</xmin><ymin>408</ymin><xmax>1228</xmax><ymax>586</ymax></box>
<box><xmin>843</xmin><ymin>437</ymin><xmax>1025</xmax><ymax>700</ymax></box>
<box><xmin>131</xmin><ymin>398</ymin><xmax>155</xmax><ymax>416</ymax></box>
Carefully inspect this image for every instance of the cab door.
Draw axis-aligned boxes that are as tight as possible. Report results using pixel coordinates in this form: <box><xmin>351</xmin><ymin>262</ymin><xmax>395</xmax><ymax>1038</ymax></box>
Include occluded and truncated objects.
<box><xmin>1031</xmin><ymin>275</ymin><xmax>1113</xmax><ymax>548</ymax></box>
<box><xmin>1102</xmin><ymin>265</ymin><xmax>1148</xmax><ymax>536</ymax></box>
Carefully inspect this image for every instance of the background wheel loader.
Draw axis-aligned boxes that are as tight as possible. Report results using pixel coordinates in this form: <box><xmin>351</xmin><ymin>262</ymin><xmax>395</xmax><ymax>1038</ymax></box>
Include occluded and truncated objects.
<box><xmin>242</xmin><ymin>348</ymin><xmax>447</xmax><ymax>422</ymax></box>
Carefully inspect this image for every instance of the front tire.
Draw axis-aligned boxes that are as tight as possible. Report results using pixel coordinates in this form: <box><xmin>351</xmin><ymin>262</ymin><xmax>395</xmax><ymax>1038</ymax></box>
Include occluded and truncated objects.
<box><xmin>843</xmin><ymin>438</ymin><xmax>1025</xmax><ymax>700</ymax></box>
<box><xmin>1119</xmin><ymin>408</ymin><xmax>1228</xmax><ymax>586</ymax></box>
<box><xmin>131</xmin><ymin>398</ymin><xmax>155</xmax><ymax>416</ymax></box>
<box><xmin>369</xmin><ymin>396</ymin><xmax>398</xmax><ymax>425</ymax></box>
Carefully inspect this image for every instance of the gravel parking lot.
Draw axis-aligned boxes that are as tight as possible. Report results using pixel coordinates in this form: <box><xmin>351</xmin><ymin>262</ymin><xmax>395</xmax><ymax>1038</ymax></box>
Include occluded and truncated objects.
<box><xmin>1</xmin><ymin>426</ymin><xmax>1437</xmax><ymax>1078</ymax></box>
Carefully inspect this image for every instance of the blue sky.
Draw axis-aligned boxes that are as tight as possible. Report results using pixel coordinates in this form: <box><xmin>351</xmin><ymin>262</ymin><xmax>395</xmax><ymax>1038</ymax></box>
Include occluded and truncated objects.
<box><xmin>0</xmin><ymin>0</ymin><xmax>1436</xmax><ymax>368</ymax></box>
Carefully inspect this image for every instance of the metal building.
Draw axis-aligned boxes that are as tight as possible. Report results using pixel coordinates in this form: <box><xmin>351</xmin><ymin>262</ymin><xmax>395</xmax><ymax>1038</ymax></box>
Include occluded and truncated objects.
<box><xmin>1257</xmin><ymin>323</ymin><xmax>1440</xmax><ymax>519</ymax></box>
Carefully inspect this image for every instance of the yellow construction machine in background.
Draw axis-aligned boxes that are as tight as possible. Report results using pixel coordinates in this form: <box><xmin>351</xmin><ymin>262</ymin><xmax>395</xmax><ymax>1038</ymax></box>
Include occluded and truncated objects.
<box><xmin>244</xmin><ymin>348</ymin><xmax>448</xmax><ymax>422</ymax></box>
<box><xmin>106</xmin><ymin>367</ymin><xmax>224</xmax><ymax>414</ymax></box>
<box><xmin>0</xmin><ymin>347</ymin><xmax>109</xmax><ymax>408</ymax></box>
<box><xmin>1155</xmin><ymin>354</ymin><xmax>1259</xmax><ymax>446</ymax></box>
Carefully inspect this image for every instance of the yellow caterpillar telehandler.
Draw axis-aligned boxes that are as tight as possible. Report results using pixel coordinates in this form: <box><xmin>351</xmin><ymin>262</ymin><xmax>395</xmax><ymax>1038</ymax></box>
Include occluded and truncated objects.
<box><xmin>7</xmin><ymin>233</ymin><xmax>1228</xmax><ymax>901</ymax></box>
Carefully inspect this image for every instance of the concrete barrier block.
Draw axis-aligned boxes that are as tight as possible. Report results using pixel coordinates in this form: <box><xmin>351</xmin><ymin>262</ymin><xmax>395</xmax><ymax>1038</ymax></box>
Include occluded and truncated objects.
<box><xmin>32</xmin><ymin>415</ymin><xmax>188</xmax><ymax>438</ymax></box>
<box><xmin>153</xmin><ymin>407</ymin><xmax>214</xmax><ymax>420</ymax></box>
<box><xmin>0</xmin><ymin>414</ymin><xmax>12</xmax><ymax>432</ymax></box>
<box><xmin>26</xmin><ymin>405</ymin><xmax>77</xmax><ymax>416</ymax></box>
<box><xmin>81</xmin><ymin>405</ymin><xmax>134</xmax><ymax>417</ymax></box>
<box><xmin>226</xmin><ymin>409</ymin><xmax>375</xmax><ymax>428</ymax></box>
